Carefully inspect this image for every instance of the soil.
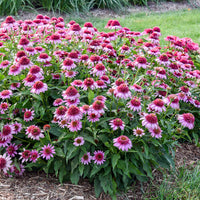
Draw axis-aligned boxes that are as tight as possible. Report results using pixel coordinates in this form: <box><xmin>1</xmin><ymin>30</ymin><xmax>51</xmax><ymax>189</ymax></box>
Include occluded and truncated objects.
<box><xmin>1</xmin><ymin>142</ymin><xmax>200</xmax><ymax>200</ymax></box>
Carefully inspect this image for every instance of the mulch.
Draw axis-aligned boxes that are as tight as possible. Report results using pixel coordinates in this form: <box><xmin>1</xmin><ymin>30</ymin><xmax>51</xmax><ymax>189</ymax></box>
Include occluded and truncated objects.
<box><xmin>0</xmin><ymin>142</ymin><xmax>200</xmax><ymax>200</ymax></box>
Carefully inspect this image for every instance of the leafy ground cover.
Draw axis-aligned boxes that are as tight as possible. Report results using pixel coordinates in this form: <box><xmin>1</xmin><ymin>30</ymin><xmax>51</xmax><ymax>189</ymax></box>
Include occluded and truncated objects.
<box><xmin>0</xmin><ymin>7</ymin><xmax>200</xmax><ymax>199</ymax></box>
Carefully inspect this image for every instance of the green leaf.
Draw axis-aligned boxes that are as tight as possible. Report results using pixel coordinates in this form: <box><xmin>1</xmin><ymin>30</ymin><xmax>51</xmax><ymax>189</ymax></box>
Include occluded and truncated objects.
<box><xmin>49</xmin><ymin>125</ymin><xmax>63</xmax><ymax>137</ymax></box>
<box><xmin>70</xmin><ymin>169</ymin><xmax>80</xmax><ymax>185</ymax></box>
<box><xmin>111</xmin><ymin>154</ymin><xmax>120</xmax><ymax>169</ymax></box>
<box><xmin>66</xmin><ymin>146</ymin><xmax>77</xmax><ymax>163</ymax></box>
<box><xmin>71</xmin><ymin>157</ymin><xmax>79</xmax><ymax>173</ymax></box>
<box><xmin>79</xmin><ymin>164</ymin><xmax>84</xmax><ymax>176</ymax></box>
<box><xmin>84</xmin><ymin>135</ymin><xmax>96</xmax><ymax>146</ymax></box>
<box><xmin>55</xmin><ymin>148</ymin><xmax>65</xmax><ymax>158</ymax></box>
<box><xmin>192</xmin><ymin>132</ymin><xmax>199</xmax><ymax>146</ymax></box>
<box><xmin>59</xmin><ymin>166</ymin><xmax>67</xmax><ymax>183</ymax></box>
<box><xmin>88</xmin><ymin>89</ymin><xmax>94</xmax><ymax>104</ymax></box>
<box><xmin>143</xmin><ymin>162</ymin><xmax>153</xmax><ymax>179</ymax></box>
<box><xmin>94</xmin><ymin>178</ymin><xmax>103</xmax><ymax>198</ymax></box>
<box><xmin>54</xmin><ymin>160</ymin><xmax>62</xmax><ymax>177</ymax></box>
<box><xmin>90</xmin><ymin>165</ymin><xmax>102</xmax><ymax>177</ymax></box>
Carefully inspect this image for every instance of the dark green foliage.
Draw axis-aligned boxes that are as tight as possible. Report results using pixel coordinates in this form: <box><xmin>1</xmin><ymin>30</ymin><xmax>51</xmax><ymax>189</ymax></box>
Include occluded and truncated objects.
<box><xmin>0</xmin><ymin>0</ymin><xmax>189</xmax><ymax>16</ymax></box>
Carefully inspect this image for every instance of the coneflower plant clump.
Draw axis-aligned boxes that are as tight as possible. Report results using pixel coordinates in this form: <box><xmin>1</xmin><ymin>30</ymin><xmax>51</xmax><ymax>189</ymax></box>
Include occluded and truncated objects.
<box><xmin>0</xmin><ymin>15</ymin><xmax>200</xmax><ymax>198</ymax></box>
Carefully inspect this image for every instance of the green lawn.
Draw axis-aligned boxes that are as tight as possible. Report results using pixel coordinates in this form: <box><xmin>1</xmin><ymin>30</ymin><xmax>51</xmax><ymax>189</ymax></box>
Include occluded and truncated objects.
<box><xmin>67</xmin><ymin>8</ymin><xmax>200</xmax><ymax>45</ymax></box>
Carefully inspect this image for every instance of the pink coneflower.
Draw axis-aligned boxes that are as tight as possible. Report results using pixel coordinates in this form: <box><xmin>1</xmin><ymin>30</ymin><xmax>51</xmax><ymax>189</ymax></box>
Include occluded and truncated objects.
<box><xmin>149</xmin><ymin>126</ymin><xmax>162</xmax><ymax>138</ymax></box>
<box><xmin>90</xmin><ymin>100</ymin><xmax>106</xmax><ymax>115</ymax></box>
<box><xmin>92</xmin><ymin>63</ymin><xmax>107</xmax><ymax>77</ymax></box>
<box><xmin>73</xmin><ymin>136</ymin><xmax>84</xmax><ymax>146</ymax></box>
<box><xmin>133</xmin><ymin>127</ymin><xmax>145</xmax><ymax>137</ymax></box>
<box><xmin>82</xmin><ymin>78</ymin><xmax>96</xmax><ymax>90</ymax></box>
<box><xmin>156</xmin><ymin>54</ymin><xmax>170</xmax><ymax>66</ymax></box>
<box><xmin>65</xmin><ymin>105</ymin><xmax>82</xmax><ymax>121</ymax></box>
<box><xmin>177</xmin><ymin>92</ymin><xmax>187</xmax><ymax>102</ymax></box>
<box><xmin>31</xmin><ymin>81</ymin><xmax>48</xmax><ymax>94</ymax></box>
<box><xmin>94</xmin><ymin>95</ymin><xmax>107</xmax><ymax>103</ymax></box>
<box><xmin>109</xmin><ymin>20</ymin><xmax>122</xmax><ymax>29</ymax></box>
<box><xmin>68</xmin><ymin>120</ymin><xmax>82</xmax><ymax>132</ymax></box>
<box><xmin>37</xmin><ymin>53</ymin><xmax>51</xmax><ymax>62</ymax></box>
<box><xmin>127</xmin><ymin>97</ymin><xmax>142</xmax><ymax>112</ymax></box>
<box><xmin>18</xmin><ymin>56</ymin><xmax>32</xmax><ymax>69</ymax></box>
<box><xmin>109</xmin><ymin>118</ymin><xmax>125</xmax><ymax>131</ymax></box>
<box><xmin>131</xmin><ymin>84</ymin><xmax>143</xmax><ymax>92</ymax></box>
<box><xmin>65</xmin><ymin>98</ymin><xmax>80</xmax><ymax>107</ymax></box>
<box><xmin>52</xmin><ymin>73</ymin><xmax>60</xmax><ymax>79</ymax></box>
<box><xmin>0</xmin><ymin>134</ymin><xmax>10</xmax><ymax>148</ymax></box>
<box><xmin>0</xmin><ymin>154</ymin><xmax>12</xmax><ymax>173</ymax></box>
<box><xmin>87</xmin><ymin>113</ymin><xmax>100</xmax><ymax>122</ymax></box>
<box><xmin>59</xmin><ymin>119</ymin><xmax>68</xmax><ymax>128</ymax></box>
<box><xmin>68</xmin><ymin>51</ymin><xmax>80</xmax><ymax>63</ymax></box>
<box><xmin>49</xmin><ymin>34</ymin><xmax>61</xmax><ymax>44</ymax></box>
<box><xmin>95</xmin><ymin>80</ymin><xmax>107</xmax><ymax>89</ymax></box>
<box><xmin>148</xmin><ymin>99</ymin><xmax>166</xmax><ymax>113</ymax></box>
<box><xmin>6</xmin><ymin>143</ymin><xmax>18</xmax><ymax>157</ymax></box>
<box><xmin>11</xmin><ymin>164</ymin><xmax>25</xmax><ymax>176</ymax></box>
<box><xmin>35</xmin><ymin>46</ymin><xmax>45</xmax><ymax>53</ymax></box>
<box><xmin>62</xmin><ymin>86</ymin><xmax>80</xmax><ymax>100</ymax></box>
<box><xmin>22</xmin><ymin>25</ymin><xmax>33</xmax><ymax>34</ymax></box>
<box><xmin>25</xmin><ymin>47</ymin><xmax>36</xmax><ymax>56</ymax></box>
<box><xmin>93</xmin><ymin>150</ymin><xmax>105</xmax><ymax>165</ymax></box>
<box><xmin>178</xmin><ymin>113</ymin><xmax>195</xmax><ymax>129</ymax></box>
<box><xmin>164</xmin><ymin>94</ymin><xmax>179</xmax><ymax>109</ymax></box>
<box><xmin>53</xmin><ymin>98</ymin><xmax>63</xmax><ymax>106</ymax></box>
<box><xmin>179</xmin><ymin>86</ymin><xmax>191</xmax><ymax>95</ymax></box>
<box><xmin>13</xmin><ymin>122</ymin><xmax>22</xmax><ymax>134</ymax></box>
<box><xmin>71</xmin><ymin>80</ymin><xmax>83</xmax><ymax>88</ymax></box>
<box><xmin>0</xmin><ymin>90</ymin><xmax>13</xmax><ymax>99</ymax></box>
<box><xmin>1</xmin><ymin>124</ymin><xmax>14</xmax><ymax>140</ymax></box>
<box><xmin>193</xmin><ymin>100</ymin><xmax>200</xmax><ymax>108</ymax></box>
<box><xmin>68</xmin><ymin>23</ymin><xmax>81</xmax><ymax>35</ymax></box>
<box><xmin>19</xmin><ymin>149</ymin><xmax>31</xmax><ymax>163</ymax></box>
<box><xmin>100</xmin><ymin>75</ymin><xmax>110</xmax><ymax>84</ymax></box>
<box><xmin>156</xmin><ymin>68</ymin><xmax>167</xmax><ymax>79</ymax></box>
<box><xmin>114</xmin><ymin>78</ymin><xmax>124</xmax><ymax>87</ymax></box>
<box><xmin>134</xmin><ymin>56</ymin><xmax>148</xmax><ymax>69</ymax></box>
<box><xmin>24</xmin><ymin>109</ymin><xmax>35</xmax><ymax>122</ymax></box>
<box><xmin>3</xmin><ymin>16</ymin><xmax>17</xmax><ymax>28</ymax></box>
<box><xmin>54</xmin><ymin>106</ymin><xmax>67</xmax><ymax>120</ymax></box>
<box><xmin>62</xmin><ymin>58</ymin><xmax>76</xmax><ymax>70</ymax></box>
<box><xmin>0</xmin><ymin>60</ymin><xmax>10</xmax><ymax>69</ymax></box>
<box><xmin>23</xmin><ymin>74</ymin><xmax>38</xmax><ymax>86</ymax></box>
<box><xmin>114</xmin><ymin>84</ymin><xmax>132</xmax><ymax>99</ymax></box>
<box><xmin>113</xmin><ymin>135</ymin><xmax>132</xmax><ymax>151</ymax></box>
<box><xmin>141</xmin><ymin>113</ymin><xmax>159</xmax><ymax>130</ymax></box>
<box><xmin>10</xmin><ymin>82</ymin><xmax>21</xmax><ymax>90</ymax></box>
<box><xmin>64</xmin><ymin>70</ymin><xmax>78</xmax><ymax>78</ymax></box>
<box><xmin>8</xmin><ymin>65</ymin><xmax>22</xmax><ymax>75</ymax></box>
<box><xmin>29</xmin><ymin>65</ymin><xmax>43</xmax><ymax>77</ymax></box>
<box><xmin>17</xmin><ymin>37</ymin><xmax>31</xmax><ymax>49</ymax></box>
<box><xmin>80</xmin><ymin>105</ymin><xmax>90</xmax><ymax>114</ymax></box>
<box><xmin>30</xmin><ymin>150</ymin><xmax>39</xmax><ymax>163</ymax></box>
<box><xmin>40</xmin><ymin>144</ymin><xmax>55</xmax><ymax>160</ymax></box>
<box><xmin>26</xmin><ymin>125</ymin><xmax>44</xmax><ymax>140</ymax></box>
<box><xmin>81</xmin><ymin>152</ymin><xmax>92</xmax><ymax>165</ymax></box>
<box><xmin>0</xmin><ymin>102</ymin><xmax>10</xmax><ymax>114</ymax></box>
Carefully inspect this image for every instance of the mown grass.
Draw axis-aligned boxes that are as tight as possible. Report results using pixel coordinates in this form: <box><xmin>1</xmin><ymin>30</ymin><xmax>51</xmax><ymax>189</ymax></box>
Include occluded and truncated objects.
<box><xmin>144</xmin><ymin>164</ymin><xmax>200</xmax><ymax>200</ymax></box>
<box><xmin>67</xmin><ymin>8</ymin><xmax>200</xmax><ymax>44</ymax></box>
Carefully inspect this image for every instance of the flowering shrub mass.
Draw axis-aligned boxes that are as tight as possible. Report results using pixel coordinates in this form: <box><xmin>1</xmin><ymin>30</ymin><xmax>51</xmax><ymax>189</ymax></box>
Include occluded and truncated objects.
<box><xmin>0</xmin><ymin>15</ymin><xmax>200</xmax><ymax>198</ymax></box>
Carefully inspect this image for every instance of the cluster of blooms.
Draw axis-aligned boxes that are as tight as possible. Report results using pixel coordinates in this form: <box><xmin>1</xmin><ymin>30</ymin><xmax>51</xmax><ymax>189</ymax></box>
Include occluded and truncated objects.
<box><xmin>0</xmin><ymin>14</ymin><xmax>199</xmax><ymax>176</ymax></box>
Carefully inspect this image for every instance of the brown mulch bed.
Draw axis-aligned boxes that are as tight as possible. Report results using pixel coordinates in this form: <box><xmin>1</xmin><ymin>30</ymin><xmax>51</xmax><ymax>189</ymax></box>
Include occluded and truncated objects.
<box><xmin>1</xmin><ymin>142</ymin><xmax>200</xmax><ymax>200</ymax></box>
